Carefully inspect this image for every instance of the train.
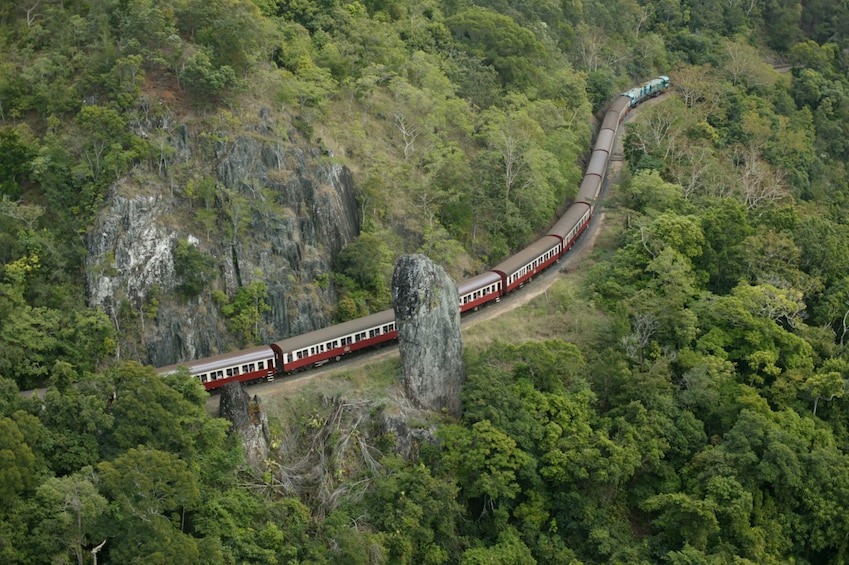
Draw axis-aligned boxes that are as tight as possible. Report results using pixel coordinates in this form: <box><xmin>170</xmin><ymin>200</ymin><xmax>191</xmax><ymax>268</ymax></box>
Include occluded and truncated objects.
<box><xmin>157</xmin><ymin>76</ymin><xmax>671</xmax><ymax>390</ymax></box>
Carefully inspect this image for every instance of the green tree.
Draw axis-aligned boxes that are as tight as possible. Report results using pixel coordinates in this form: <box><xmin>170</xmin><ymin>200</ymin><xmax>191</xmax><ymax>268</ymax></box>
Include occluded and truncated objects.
<box><xmin>102</xmin><ymin>362</ymin><xmax>227</xmax><ymax>464</ymax></box>
<box><xmin>173</xmin><ymin>239</ymin><xmax>217</xmax><ymax>297</ymax></box>
<box><xmin>440</xmin><ymin>420</ymin><xmax>532</xmax><ymax>508</ymax></box>
<box><xmin>445</xmin><ymin>8</ymin><xmax>546</xmax><ymax>87</ymax></box>
<box><xmin>806</xmin><ymin>364</ymin><xmax>845</xmax><ymax>416</ymax></box>
<box><xmin>461</xmin><ymin>527</ymin><xmax>537</xmax><ymax>564</ymax></box>
<box><xmin>696</xmin><ymin>198</ymin><xmax>753</xmax><ymax>293</ymax></box>
<box><xmin>217</xmin><ymin>279</ymin><xmax>272</xmax><ymax>345</ymax></box>
<box><xmin>642</xmin><ymin>492</ymin><xmax>720</xmax><ymax>552</ymax></box>
<box><xmin>195</xmin><ymin>489</ymin><xmax>314</xmax><ymax>564</ymax></box>
<box><xmin>762</xmin><ymin>0</ymin><xmax>802</xmax><ymax>51</ymax></box>
<box><xmin>180</xmin><ymin>48</ymin><xmax>237</xmax><ymax>97</ymax></box>
<box><xmin>0</xmin><ymin>127</ymin><xmax>36</xmax><ymax>199</ymax></box>
<box><xmin>621</xmin><ymin>169</ymin><xmax>685</xmax><ymax>215</ymax></box>
<box><xmin>362</xmin><ymin>458</ymin><xmax>462</xmax><ymax>564</ymax></box>
<box><xmin>33</xmin><ymin>471</ymin><xmax>108</xmax><ymax>565</ymax></box>
<box><xmin>98</xmin><ymin>447</ymin><xmax>201</xmax><ymax>564</ymax></box>
<box><xmin>0</xmin><ymin>412</ymin><xmax>40</xmax><ymax>500</ymax></box>
<box><xmin>334</xmin><ymin>232</ymin><xmax>393</xmax><ymax>310</ymax></box>
<box><xmin>475</xmin><ymin>100</ymin><xmax>562</xmax><ymax>244</ymax></box>
<box><xmin>73</xmin><ymin>105</ymin><xmax>134</xmax><ymax>184</ymax></box>
<box><xmin>39</xmin><ymin>381</ymin><xmax>114</xmax><ymax>475</ymax></box>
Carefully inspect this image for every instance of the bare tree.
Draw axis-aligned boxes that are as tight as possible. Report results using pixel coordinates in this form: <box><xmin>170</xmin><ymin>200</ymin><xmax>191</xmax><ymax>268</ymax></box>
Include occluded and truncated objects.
<box><xmin>575</xmin><ymin>25</ymin><xmax>607</xmax><ymax>71</ymax></box>
<box><xmin>392</xmin><ymin>112</ymin><xmax>418</xmax><ymax>160</ymax></box>
<box><xmin>733</xmin><ymin>144</ymin><xmax>789</xmax><ymax>209</ymax></box>
<box><xmin>628</xmin><ymin>101</ymin><xmax>686</xmax><ymax>163</ymax></box>
<box><xmin>672</xmin><ymin>145</ymin><xmax>701</xmax><ymax>199</ymax></box>
<box><xmin>675</xmin><ymin>65</ymin><xmax>713</xmax><ymax>109</ymax></box>
<box><xmin>621</xmin><ymin>312</ymin><xmax>660</xmax><ymax>369</ymax></box>
<box><xmin>724</xmin><ymin>39</ymin><xmax>777</xmax><ymax>90</ymax></box>
<box><xmin>0</xmin><ymin>196</ymin><xmax>44</xmax><ymax>230</ymax></box>
<box><xmin>841</xmin><ymin>297</ymin><xmax>849</xmax><ymax>347</ymax></box>
<box><xmin>24</xmin><ymin>0</ymin><xmax>42</xmax><ymax>28</ymax></box>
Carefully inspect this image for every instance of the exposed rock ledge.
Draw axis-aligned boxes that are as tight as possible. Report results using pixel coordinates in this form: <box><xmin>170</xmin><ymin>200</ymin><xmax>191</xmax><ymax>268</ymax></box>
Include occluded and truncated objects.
<box><xmin>85</xmin><ymin>108</ymin><xmax>359</xmax><ymax>367</ymax></box>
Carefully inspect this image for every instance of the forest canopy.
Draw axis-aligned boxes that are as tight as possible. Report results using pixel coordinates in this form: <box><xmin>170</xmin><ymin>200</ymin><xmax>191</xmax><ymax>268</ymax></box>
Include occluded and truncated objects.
<box><xmin>2</xmin><ymin>0</ymin><xmax>849</xmax><ymax>562</ymax></box>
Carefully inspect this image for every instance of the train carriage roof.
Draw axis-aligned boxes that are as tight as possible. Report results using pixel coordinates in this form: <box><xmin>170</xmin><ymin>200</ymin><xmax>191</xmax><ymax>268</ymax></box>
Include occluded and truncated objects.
<box><xmin>548</xmin><ymin>202</ymin><xmax>592</xmax><ymax>240</ymax></box>
<box><xmin>157</xmin><ymin>344</ymin><xmax>276</xmax><ymax>376</ymax></box>
<box><xmin>601</xmin><ymin>110</ymin><xmax>622</xmax><ymax>133</ymax></box>
<box><xmin>458</xmin><ymin>271</ymin><xmax>503</xmax><ymax>295</ymax></box>
<box><xmin>601</xmin><ymin>97</ymin><xmax>631</xmax><ymax>130</ymax></box>
<box><xmin>576</xmin><ymin>173</ymin><xmax>602</xmax><ymax>203</ymax></box>
<box><xmin>491</xmin><ymin>235</ymin><xmax>561</xmax><ymax>276</ymax></box>
<box><xmin>586</xmin><ymin>149</ymin><xmax>609</xmax><ymax>178</ymax></box>
<box><xmin>594</xmin><ymin>129</ymin><xmax>615</xmax><ymax>155</ymax></box>
<box><xmin>609</xmin><ymin>95</ymin><xmax>631</xmax><ymax>114</ymax></box>
<box><xmin>272</xmin><ymin>309</ymin><xmax>396</xmax><ymax>353</ymax></box>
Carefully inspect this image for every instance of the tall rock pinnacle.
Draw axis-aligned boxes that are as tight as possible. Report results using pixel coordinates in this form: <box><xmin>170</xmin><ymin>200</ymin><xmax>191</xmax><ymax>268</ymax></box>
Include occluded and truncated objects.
<box><xmin>391</xmin><ymin>254</ymin><xmax>464</xmax><ymax>417</ymax></box>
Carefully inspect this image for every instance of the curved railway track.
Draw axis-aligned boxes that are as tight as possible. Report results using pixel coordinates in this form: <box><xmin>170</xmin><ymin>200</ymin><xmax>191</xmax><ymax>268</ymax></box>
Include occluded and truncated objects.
<box><xmin>210</xmin><ymin>93</ymin><xmax>659</xmax><ymax>408</ymax></box>
<box><xmin>22</xmin><ymin>84</ymin><xmax>671</xmax><ymax>407</ymax></box>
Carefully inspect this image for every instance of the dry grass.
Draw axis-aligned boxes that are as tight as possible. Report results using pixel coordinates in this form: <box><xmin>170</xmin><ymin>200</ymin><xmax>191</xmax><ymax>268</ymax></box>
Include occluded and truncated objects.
<box><xmin>262</xmin><ymin>355</ymin><xmax>403</xmax><ymax>419</ymax></box>
<box><xmin>461</xmin><ymin>203</ymin><xmax>624</xmax><ymax>355</ymax></box>
<box><xmin>462</xmin><ymin>273</ymin><xmax>607</xmax><ymax>354</ymax></box>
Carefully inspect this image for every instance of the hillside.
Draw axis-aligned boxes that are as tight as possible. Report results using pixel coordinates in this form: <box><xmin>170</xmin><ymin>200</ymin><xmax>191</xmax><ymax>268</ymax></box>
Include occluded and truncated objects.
<box><xmin>2</xmin><ymin>0</ymin><xmax>849</xmax><ymax>563</ymax></box>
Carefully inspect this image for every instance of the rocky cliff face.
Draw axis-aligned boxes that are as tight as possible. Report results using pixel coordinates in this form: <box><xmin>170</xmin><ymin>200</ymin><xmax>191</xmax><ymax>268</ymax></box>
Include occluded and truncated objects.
<box><xmin>85</xmin><ymin>108</ymin><xmax>359</xmax><ymax>366</ymax></box>
<box><xmin>219</xmin><ymin>381</ymin><xmax>270</xmax><ymax>470</ymax></box>
<box><xmin>391</xmin><ymin>254</ymin><xmax>464</xmax><ymax>417</ymax></box>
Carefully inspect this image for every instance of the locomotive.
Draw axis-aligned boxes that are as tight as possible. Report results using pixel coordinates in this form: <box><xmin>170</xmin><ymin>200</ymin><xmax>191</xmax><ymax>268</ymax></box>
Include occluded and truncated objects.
<box><xmin>157</xmin><ymin>76</ymin><xmax>671</xmax><ymax>390</ymax></box>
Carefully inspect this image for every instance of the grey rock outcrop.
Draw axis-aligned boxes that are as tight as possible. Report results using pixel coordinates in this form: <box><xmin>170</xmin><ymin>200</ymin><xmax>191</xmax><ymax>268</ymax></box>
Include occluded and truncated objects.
<box><xmin>219</xmin><ymin>381</ymin><xmax>270</xmax><ymax>469</ymax></box>
<box><xmin>391</xmin><ymin>254</ymin><xmax>464</xmax><ymax>417</ymax></box>
<box><xmin>380</xmin><ymin>398</ymin><xmax>439</xmax><ymax>459</ymax></box>
<box><xmin>85</xmin><ymin>107</ymin><xmax>359</xmax><ymax>366</ymax></box>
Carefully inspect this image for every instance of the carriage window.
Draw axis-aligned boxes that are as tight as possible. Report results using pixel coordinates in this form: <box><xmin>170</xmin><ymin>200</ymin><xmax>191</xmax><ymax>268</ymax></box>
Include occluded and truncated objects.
<box><xmin>242</xmin><ymin>365</ymin><xmax>249</xmax><ymax>373</ymax></box>
<box><xmin>249</xmin><ymin>363</ymin><xmax>255</xmax><ymax>372</ymax></box>
<box><xmin>200</xmin><ymin>374</ymin><xmax>208</xmax><ymax>383</ymax></box>
<box><xmin>226</xmin><ymin>368</ymin><xmax>233</xmax><ymax>377</ymax></box>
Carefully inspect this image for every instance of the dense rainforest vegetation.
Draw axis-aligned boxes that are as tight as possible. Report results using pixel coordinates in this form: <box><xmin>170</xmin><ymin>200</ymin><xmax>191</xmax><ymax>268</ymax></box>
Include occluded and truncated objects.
<box><xmin>2</xmin><ymin>0</ymin><xmax>849</xmax><ymax>562</ymax></box>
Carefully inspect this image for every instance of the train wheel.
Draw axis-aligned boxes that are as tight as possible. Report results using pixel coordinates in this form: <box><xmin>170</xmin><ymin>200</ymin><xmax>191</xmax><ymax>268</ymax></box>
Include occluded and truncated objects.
<box><xmin>335</xmin><ymin>356</ymin><xmax>341</xmax><ymax>362</ymax></box>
